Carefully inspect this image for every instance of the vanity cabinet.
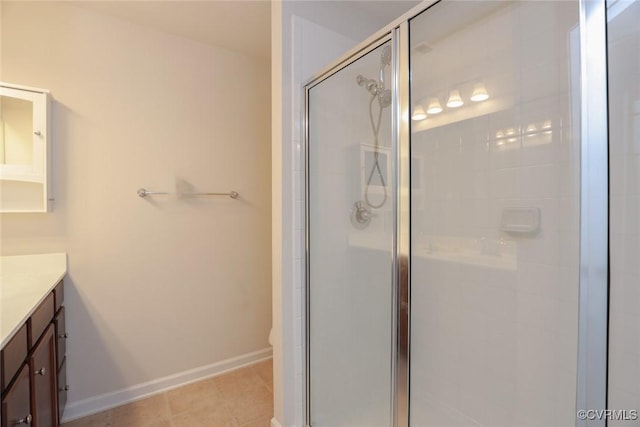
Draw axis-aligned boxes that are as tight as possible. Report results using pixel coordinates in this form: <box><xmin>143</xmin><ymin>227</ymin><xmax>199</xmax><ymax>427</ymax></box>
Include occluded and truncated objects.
<box><xmin>1</xmin><ymin>280</ymin><xmax>67</xmax><ymax>427</ymax></box>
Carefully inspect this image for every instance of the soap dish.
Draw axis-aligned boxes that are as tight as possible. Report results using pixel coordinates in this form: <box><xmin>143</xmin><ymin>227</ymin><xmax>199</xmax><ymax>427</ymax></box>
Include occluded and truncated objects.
<box><xmin>500</xmin><ymin>207</ymin><xmax>541</xmax><ymax>234</ymax></box>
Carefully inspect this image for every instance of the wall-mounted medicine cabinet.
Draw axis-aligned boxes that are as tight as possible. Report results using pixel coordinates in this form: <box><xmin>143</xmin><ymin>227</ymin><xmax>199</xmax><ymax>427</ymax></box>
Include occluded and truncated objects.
<box><xmin>0</xmin><ymin>83</ymin><xmax>51</xmax><ymax>212</ymax></box>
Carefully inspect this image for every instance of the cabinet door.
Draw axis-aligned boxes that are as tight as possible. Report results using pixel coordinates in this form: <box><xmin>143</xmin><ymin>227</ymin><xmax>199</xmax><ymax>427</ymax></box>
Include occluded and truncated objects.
<box><xmin>1</xmin><ymin>363</ymin><xmax>32</xmax><ymax>427</ymax></box>
<box><xmin>30</xmin><ymin>325</ymin><xmax>57</xmax><ymax>427</ymax></box>
<box><xmin>0</xmin><ymin>84</ymin><xmax>51</xmax><ymax>213</ymax></box>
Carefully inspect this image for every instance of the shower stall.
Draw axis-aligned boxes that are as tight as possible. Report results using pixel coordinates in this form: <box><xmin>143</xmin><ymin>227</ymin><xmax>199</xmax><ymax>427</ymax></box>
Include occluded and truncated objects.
<box><xmin>304</xmin><ymin>0</ymin><xmax>639</xmax><ymax>426</ymax></box>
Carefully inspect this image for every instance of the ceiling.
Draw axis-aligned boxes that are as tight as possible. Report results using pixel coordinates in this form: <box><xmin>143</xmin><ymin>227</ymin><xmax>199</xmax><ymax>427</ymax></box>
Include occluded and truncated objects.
<box><xmin>73</xmin><ymin>1</ymin><xmax>272</xmax><ymax>60</ymax></box>
<box><xmin>73</xmin><ymin>1</ymin><xmax>419</xmax><ymax>61</ymax></box>
<box><xmin>349</xmin><ymin>0</ymin><xmax>420</xmax><ymax>24</ymax></box>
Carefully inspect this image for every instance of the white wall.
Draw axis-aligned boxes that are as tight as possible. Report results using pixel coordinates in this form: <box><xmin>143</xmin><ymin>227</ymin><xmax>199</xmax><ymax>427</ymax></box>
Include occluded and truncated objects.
<box><xmin>0</xmin><ymin>1</ymin><xmax>271</xmax><ymax>420</ymax></box>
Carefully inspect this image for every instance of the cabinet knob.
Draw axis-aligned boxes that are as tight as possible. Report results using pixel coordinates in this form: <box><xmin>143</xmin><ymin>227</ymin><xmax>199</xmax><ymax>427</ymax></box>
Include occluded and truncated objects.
<box><xmin>58</xmin><ymin>332</ymin><xmax>69</xmax><ymax>339</ymax></box>
<box><xmin>35</xmin><ymin>367</ymin><xmax>46</xmax><ymax>376</ymax></box>
<box><xmin>16</xmin><ymin>414</ymin><xmax>32</xmax><ymax>425</ymax></box>
<box><xmin>33</xmin><ymin>130</ymin><xmax>42</xmax><ymax>136</ymax></box>
<box><xmin>59</xmin><ymin>385</ymin><xmax>70</xmax><ymax>391</ymax></box>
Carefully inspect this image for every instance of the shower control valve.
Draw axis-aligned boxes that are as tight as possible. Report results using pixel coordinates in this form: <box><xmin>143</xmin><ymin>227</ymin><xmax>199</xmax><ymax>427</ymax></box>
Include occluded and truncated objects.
<box><xmin>351</xmin><ymin>200</ymin><xmax>373</xmax><ymax>229</ymax></box>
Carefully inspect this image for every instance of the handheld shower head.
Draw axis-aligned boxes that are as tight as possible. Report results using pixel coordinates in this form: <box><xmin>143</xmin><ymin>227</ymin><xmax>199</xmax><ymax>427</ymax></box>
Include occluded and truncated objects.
<box><xmin>380</xmin><ymin>45</ymin><xmax>392</xmax><ymax>67</ymax></box>
<box><xmin>379</xmin><ymin>45</ymin><xmax>392</xmax><ymax>89</ymax></box>
<box><xmin>357</xmin><ymin>44</ymin><xmax>392</xmax><ymax>108</ymax></box>
<box><xmin>378</xmin><ymin>89</ymin><xmax>392</xmax><ymax>108</ymax></box>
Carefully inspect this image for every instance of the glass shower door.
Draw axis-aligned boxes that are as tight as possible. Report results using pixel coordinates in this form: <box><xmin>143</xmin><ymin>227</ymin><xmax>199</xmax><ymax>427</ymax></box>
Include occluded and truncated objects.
<box><xmin>307</xmin><ymin>41</ymin><xmax>394</xmax><ymax>426</ymax></box>
<box><xmin>409</xmin><ymin>2</ymin><xmax>582</xmax><ymax>425</ymax></box>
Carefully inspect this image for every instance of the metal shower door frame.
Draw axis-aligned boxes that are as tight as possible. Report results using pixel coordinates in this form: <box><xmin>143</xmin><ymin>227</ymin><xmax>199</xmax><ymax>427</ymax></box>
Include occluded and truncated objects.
<box><xmin>576</xmin><ymin>0</ymin><xmax>609</xmax><ymax>425</ymax></box>
<box><xmin>302</xmin><ymin>28</ymin><xmax>410</xmax><ymax>427</ymax></box>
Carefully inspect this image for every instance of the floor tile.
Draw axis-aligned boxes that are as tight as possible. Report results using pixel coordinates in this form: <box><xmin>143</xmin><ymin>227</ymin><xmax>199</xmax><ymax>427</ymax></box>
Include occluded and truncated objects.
<box><xmin>63</xmin><ymin>359</ymin><xmax>274</xmax><ymax>427</ymax></box>
<box><xmin>214</xmin><ymin>368</ymin><xmax>264</xmax><ymax>400</ymax></box>
<box><xmin>167</xmin><ymin>377</ymin><xmax>221</xmax><ymax>416</ymax></box>
<box><xmin>110</xmin><ymin>394</ymin><xmax>171</xmax><ymax>427</ymax></box>
<box><xmin>171</xmin><ymin>403</ymin><xmax>238</xmax><ymax>427</ymax></box>
<box><xmin>251</xmin><ymin>360</ymin><xmax>273</xmax><ymax>386</ymax></box>
<box><xmin>239</xmin><ymin>416</ymin><xmax>272</xmax><ymax>427</ymax></box>
<box><xmin>62</xmin><ymin>410</ymin><xmax>112</xmax><ymax>427</ymax></box>
<box><xmin>229</xmin><ymin>384</ymin><xmax>273</xmax><ymax>424</ymax></box>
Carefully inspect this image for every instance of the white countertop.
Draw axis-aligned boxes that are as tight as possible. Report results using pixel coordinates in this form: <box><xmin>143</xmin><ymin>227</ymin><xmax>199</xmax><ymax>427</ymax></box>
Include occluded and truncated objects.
<box><xmin>0</xmin><ymin>253</ymin><xmax>67</xmax><ymax>348</ymax></box>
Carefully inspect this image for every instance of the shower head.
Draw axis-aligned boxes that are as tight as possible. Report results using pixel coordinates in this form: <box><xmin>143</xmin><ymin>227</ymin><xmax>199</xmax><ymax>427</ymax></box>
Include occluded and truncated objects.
<box><xmin>380</xmin><ymin>45</ymin><xmax>392</xmax><ymax>67</ymax></box>
<box><xmin>378</xmin><ymin>45</ymin><xmax>392</xmax><ymax>90</ymax></box>
<box><xmin>378</xmin><ymin>89</ymin><xmax>392</xmax><ymax>108</ymax></box>
<box><xmin>357</xmin><ymin>45</ymin><xmax>392</xmax><ymax>108</ymax></box>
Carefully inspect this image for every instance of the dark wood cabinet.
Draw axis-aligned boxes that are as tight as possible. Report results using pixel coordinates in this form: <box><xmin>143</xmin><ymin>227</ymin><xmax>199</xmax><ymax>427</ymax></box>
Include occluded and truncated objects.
<box><xmin>1</xmin><ymin>281</ymin><xmax>66</xmax><ymax>427</ymax></box>
<box><xmin>54</xmin><ymin>308</ymin><xmax>66</xmax><ymax>373</ymax></box>
<box><xmin>53</xmin><ymin>305</ymin><xmax>67</xmax><ymax>424</ymax></box>
<box><xmin>29</xmin><ymin>295</ymin><xmax>54</xmax><ymax>349</ymax></box>
<box><xmin>1</xmin><ymin>324</ymin><xmax>27</xmax><ymax>392</ymax></box>
<box><xmin>30</xmin><ymin>326</ymin><xmax>57</xmax><ymax>427</ymax></box>
<box><xmin>1</xmin><ymin>364</ymin><xmax>31</xmax><ymax>427</ymax></box>
<box><xmin>56</xmin><ymin>360</ymin><xmax>67</xmax><ymax>422</ymax></box>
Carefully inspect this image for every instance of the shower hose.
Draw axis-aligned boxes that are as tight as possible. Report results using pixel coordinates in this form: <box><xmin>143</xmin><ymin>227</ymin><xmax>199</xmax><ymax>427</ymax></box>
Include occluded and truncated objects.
<box><xmin>365</xmin><ymin>93</ymin><xmax>388</xmax><ymax>209</ymax></box>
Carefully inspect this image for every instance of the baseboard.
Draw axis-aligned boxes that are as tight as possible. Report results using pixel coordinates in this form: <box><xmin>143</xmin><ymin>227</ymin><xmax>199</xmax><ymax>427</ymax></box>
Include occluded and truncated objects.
<box><xmin>62</xmin><ymin>347</ymin><xmax>273</xmax><ymax>423</ymax></box>
<box><xmin>271</xmin><ymin>417</ymin><xmax>284</xmax><ymax>427</ymax></box>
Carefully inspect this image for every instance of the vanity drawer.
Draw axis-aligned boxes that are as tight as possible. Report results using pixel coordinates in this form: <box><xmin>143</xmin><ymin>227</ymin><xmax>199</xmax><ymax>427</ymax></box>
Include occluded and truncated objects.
<box><xmin>29</xmin><ymin>292</ymin><xmax>54</xmax><ymax>348</ymax></box>
<box><xmin>0</xmin><ymin>323</ymin><xmax>27</xmax><ymax>391</ymax></box>
<box><xmin>54</xmin><ymin>280</ymin><xmax>64</xmax><ymax>313</ymax></box>
<box><xmin>54</xmin><ymin>306</ymin><xmax>67</xmax><ymax>371</ymax></box>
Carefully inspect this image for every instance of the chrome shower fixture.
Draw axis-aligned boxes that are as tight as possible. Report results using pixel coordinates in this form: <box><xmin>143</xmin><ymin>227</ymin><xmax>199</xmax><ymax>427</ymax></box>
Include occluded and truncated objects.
<box><xmin>356</xmin><ymin>45</ymin><xmax>392</xmax><ymax>108</ymax></box>
<box><xmin>353</xmin><ymin>44</ymin><xmax>391</xmax><ymax>214</ymax></box>
<box><xmin>357</xmin><ymin>75</ymin><xmax>380</xmax><ymax>95</ymax></box>
<box><xmin>377</xmin><ymin>89</ymin><xmax>392</xmax><ymax>108</ymax></box>
<box><xmin>379</xmin><ymin>45</ymin><xmax>392</xmax><ymax>89</ymax></box>
<box><xmin>350</xmin><ymin>200</ymin><xmax>372</xmax><ymax>229</ymax></box>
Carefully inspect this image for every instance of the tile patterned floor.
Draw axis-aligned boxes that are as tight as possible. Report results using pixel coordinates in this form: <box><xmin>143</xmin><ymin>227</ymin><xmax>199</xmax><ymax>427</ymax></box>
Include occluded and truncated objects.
<box><xmin>62</xmin><ymin>359</ymin><xmax>273</xmax><ymax>427</ymax></box>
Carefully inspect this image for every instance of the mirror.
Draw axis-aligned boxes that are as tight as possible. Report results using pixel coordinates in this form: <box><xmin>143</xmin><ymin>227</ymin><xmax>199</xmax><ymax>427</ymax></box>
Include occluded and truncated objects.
<box><xmin>1</xmin><ymin>96</ymin><xmax>34</xmax><ymax>167</ymax></box>
<box><xmin>0</xmin><ymin>83</ymin><xmax>51</xmax><ymax>212</ymax></box>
